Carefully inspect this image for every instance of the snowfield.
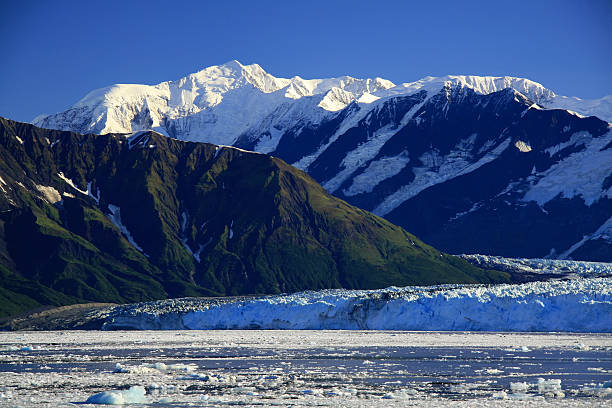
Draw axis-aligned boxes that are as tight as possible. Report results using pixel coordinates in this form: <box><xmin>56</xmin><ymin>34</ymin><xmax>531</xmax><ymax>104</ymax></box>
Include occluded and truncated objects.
<box><xmin>103</xmin><ymin>277</ymin><xmax>612</xmax><ymax>332</ymax></box>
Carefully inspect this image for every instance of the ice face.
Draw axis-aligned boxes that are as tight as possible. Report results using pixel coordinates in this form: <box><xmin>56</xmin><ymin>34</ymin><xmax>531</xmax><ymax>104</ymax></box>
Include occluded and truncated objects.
<box><xmin>103</xmin><ymin>277</ymin><xmax>612</xmax><ymax>332</ymax></box>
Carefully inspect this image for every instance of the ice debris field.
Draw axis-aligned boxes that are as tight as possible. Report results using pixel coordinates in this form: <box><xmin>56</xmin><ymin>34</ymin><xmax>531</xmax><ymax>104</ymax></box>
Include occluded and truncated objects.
<box><xmin>102</xmin><ymin>277</ymin><xmax>612</xmax><ymax>332</ymax></box>
<box><xmin>0</xmin><ymin>331</ymin><xmax>610</xmax><ymax>407</ymax></box>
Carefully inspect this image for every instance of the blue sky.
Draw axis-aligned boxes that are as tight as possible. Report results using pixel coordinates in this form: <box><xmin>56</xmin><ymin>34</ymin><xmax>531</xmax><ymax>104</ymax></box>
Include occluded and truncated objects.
<box><xmin>1</xmin><ymin>0</ymin><xmax>610</xmax><ymax>122</ymax></box>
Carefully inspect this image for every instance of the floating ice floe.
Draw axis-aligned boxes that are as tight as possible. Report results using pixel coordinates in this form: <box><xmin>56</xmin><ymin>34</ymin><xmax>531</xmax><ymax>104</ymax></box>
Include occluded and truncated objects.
<box><xmin>113</xmin><ymin>362</ymin><xmax>197</xmax><ymax>374</ymax></box>
<box><xmin>582</xmin><ymin>381</ymin><xmax>612</xmax><ymax>398</ymax></box>
<box><xmin>85</xmin><ymin>385</ymin><xmax>147</xmax><ymax>405</ymax></box>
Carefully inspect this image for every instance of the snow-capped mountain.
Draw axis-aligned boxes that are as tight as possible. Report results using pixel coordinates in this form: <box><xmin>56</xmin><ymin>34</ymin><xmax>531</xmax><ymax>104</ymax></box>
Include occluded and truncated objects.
<box><xmin>33</xmin><ymin>60</ymin><xmax>395</xmax><ymax>145</ymax></box>
<box><xmin>33</xmin><ymin>60</ymin><xmax>611</xmax><ymax>143</ymax></box>
<box><xmin>33</xmin><ymin>61</ymin><xmax>612</xmax><ymax>261</ymax></box>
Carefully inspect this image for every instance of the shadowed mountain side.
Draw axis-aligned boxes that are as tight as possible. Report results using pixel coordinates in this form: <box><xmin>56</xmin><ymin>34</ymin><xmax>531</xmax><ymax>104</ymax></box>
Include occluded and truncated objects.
<box><xmin>0</xmin><ymin>118</ymin><xmax>509</xmax><ymax>317</ymax></box>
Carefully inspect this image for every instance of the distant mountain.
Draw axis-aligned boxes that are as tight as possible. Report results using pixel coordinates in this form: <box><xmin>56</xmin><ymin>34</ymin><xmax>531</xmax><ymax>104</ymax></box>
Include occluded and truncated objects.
<box><xmin>0</xmin><ymin>118</ymin><xmax>507</xmax><ymax>317</ymax></box>
<box><xmin>32</xmin><ymin>61</ymin><xmax>612</xmax><ymax>261</ymax></box>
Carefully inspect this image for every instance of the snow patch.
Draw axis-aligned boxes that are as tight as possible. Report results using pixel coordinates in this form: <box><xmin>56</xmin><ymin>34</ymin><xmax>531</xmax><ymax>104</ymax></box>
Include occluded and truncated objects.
<box><xmin>292</xmin><ymin>106</ymin><xmax>373</xmax><ymax>171</ymax></box>
<box><xmin>544</xmin><ymin>131</ymin><xmax>591</xmax><ymax>157</ymax></box>
<box><xmin>57</xmin><ymin>172</ymin><xmax>88</xmax><ymax>195</ymax></box>
<box><xmin>373</xmin><ymin>137</ymin><xmax>510</xmax><ymax>216</ymax></box>
<box><xmin>324</xmin><ymin>99</ymin><xmax>425</xmax><ymax>193</ymax></box>
<box><xmin>514</xmin><ymin>140</ymin><xmax>532</xmax><ymax>152</ymax></box>
<box><xmin>557</xmin><ymin>216</ymin><xmax>612</xmax><ymax>259</ymax></box>
<box><xmin>107</xmin><ymin>204</ymin><xmax>148</xmax><ymax>256</ymax></box>
<box><xmin>57</xmin><ymin>173</ymin><xmax>99</xmax><ymax>203</ymax></box>
<box><xmin>343</xmin><ymin>153</ymin><xmax>410</xmax><ymax>196</ymax></box>
<box><xmin>523</xmin><ymin>130</ymin><xmax>612</xmax><ymax>206</ymax></box>
<box><xmin>35</xmin><ymin>185</ymin><xmax>61</xmax><ymax>204</ymax></box>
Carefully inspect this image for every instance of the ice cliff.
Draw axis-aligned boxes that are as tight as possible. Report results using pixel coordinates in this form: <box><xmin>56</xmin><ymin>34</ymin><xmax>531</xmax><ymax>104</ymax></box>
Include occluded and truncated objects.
<box><xmin>103</xmin><ymin>277</ymin><xmax>611</xmax><ymax>332</ymax></box>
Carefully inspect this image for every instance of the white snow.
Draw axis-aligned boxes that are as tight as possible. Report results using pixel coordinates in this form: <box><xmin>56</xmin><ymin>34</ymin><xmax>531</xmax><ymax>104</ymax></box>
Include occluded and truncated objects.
<box><xmin>35</xmin><ymin>61</ymin><xmax>610</xmax><ymax>151</ymax></box>
<box><xmin>557</xmin><ymin>216</ymin><xmax>612</xmax><ymax>259</ymax></box>
<box><xmin>323</xmin><ymin>100</ymin><xmax>425</xmax><ymax>193</ymax></box>
<box><xmin>87</xmin><ymin>181</ymin><xmax>100</xmax><ymax>203</ymax></box>
<box><xmin>57</xmin><ymin>172</ymin><xmax>89</xmax><ymax>195</ymax></box>
<box><xmin>57</xmin><ymin>173</ymin><xmax>100</xmax><ymax>203</ymax></box>
<box><xmin>33</xmin><ymin>61</ymin><xmax>395</xmax><ymax>146</ymax></box>
<box><xmin>523</xmin><ymin>130</ymin><xmax>612</xmax><ymax>206</ymax></box>
<box><xmin>372</xmin><ymin>136</ymin><xmax>510</xmax><ymax>216</ymax></box>
<box><xmin>35</xmin><ymin>184</ymin><xmax>61</xmax><ymax>204</ymax></box>
<box><xmin>343</xmin><ymin>152</ymin><xmax>410</xmax><ymax>196</ymax></box>
<box><xmin>544</xmin><ymin>131</ymin><xmax>591</xmax><ymax>157</ymax></box>
<box><xmin>292</xmin><ymin>103</ymin><xmax>374</xmax><ymax>171</ymax></box>
<box><xmin>103</xmin><ymin>277</ymin><xmax>612</xmax><ymax>332</ymax></box>
<box><xmin>106</xmin><ymin>204</ymin><xmax>147</xmax><ymax>256</ymax></box>
<box><xmin>514</xmin><ymin>140</ymin><xmax>532</xmax><ymax>152</ymax></box>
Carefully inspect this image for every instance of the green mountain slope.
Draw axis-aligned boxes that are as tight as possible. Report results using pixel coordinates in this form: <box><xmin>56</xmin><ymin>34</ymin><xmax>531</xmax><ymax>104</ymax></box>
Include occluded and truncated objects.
<box><xmin>0</xmin><ymin>118</ymin><xmax>509</xmax><ymax>317</ymax></box>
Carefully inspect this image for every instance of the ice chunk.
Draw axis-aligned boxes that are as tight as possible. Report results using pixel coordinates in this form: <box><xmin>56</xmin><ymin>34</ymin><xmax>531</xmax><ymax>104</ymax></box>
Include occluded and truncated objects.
<box><xmin>510</xmin><ymin>382</ymin><xmax>529</xmax><ymax>393</ymax></box>
<box><xmin>85</xmin><ymin>385</ymin><xmax>147</xmax><ymax>405</ymax></box>
<box><xmin>537</xmin><ymin>378</ymin><xmax>564</xmax><ymax>398</ymax></box>
<box><xmin>114</xmin><ymin>362</ymin><xmax>196</xmax><ymax>374</ymax></box>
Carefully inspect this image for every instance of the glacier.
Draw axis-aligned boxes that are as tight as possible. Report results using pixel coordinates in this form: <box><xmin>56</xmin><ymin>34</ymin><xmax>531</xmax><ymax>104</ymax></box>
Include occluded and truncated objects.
<box><xmin>459</xmin><ymin>254</ymin><xmax>612</xmax><ymax>278</ymax></box>
<box><xmin>103</xmin><ymin>277</ymin><xmax>612</xmax><ymax>332</ymax></box>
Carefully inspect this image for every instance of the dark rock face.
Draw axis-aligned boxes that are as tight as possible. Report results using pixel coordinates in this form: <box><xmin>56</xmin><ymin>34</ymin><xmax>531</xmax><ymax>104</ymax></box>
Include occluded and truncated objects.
<box><xmin>0</xmin><ymin>118</ymin><xmax>507</xmax><ymax>317</ymax></box>
<box><xmin>238</xmin><ymin>85</ymin><xmax>612</xmax><ymax>261</ymax></box>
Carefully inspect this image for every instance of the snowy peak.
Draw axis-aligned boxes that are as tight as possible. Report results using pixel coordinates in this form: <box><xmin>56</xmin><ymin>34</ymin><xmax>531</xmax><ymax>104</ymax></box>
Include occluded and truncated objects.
<box><xmin>284</xmin><ymin>75</ymin><xmax>394</xmax><ymax>100</ymax></box>
<box><xmin>184</xmin><ymin>60</ymin><xmax>290</xmax><ymax>94</ymax></box>
<box><xmin>32</xmin><ymin>61</ymin><xmax>611</xmax><ymax>146</ymax></box>
<box><xmin>33</xmin><ymin>60</ymin><xmax>400</xmax><ymax>141</ymax></box>
<box><xmin>381</xmin><ymin>75</ymin><xmax>553</xmax><ymax>105</ymax></box>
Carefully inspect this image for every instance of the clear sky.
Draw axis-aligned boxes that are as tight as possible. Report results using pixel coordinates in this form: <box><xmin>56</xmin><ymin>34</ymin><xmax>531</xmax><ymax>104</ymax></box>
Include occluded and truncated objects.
<box><xmin>1</xmin><ymin>0</ymin><xmax>610</xmax><ymax>122</ymax></box>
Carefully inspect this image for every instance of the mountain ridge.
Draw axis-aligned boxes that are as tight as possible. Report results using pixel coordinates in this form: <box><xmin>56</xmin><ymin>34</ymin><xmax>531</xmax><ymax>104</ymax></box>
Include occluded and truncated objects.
<box><xmin>0</xmin><ymin>117</ymin><xmax>509</xmax><ymax>317</ymax></box>
<box><xmin>29</xmin><ymin>62</ymin><xmax>612</xmax><ymax>262</ymax></box>
<box><xmin>33</xmin><ymin>60</ymin><xmax>612</xmax><ymax>143</ymax></box>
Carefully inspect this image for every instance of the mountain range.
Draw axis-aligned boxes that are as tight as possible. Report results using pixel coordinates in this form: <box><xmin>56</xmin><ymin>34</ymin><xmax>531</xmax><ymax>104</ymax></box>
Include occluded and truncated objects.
<box><xmin>0</xmin><ymin>117</ymin><xmax>509</xmax><ymax>317</ymax></box>
<box><xmin>33</xmin><ymin>61</ymin><xmax>612</xmax><ymax>261</ymax></box>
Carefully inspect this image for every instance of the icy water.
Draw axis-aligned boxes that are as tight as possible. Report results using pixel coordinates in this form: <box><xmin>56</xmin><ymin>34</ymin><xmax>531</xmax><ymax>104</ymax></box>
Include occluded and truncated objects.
<box><xmin>0</xmin><ymin>331</ymin><xmax>610</xmax><ymax>407</ymax></box>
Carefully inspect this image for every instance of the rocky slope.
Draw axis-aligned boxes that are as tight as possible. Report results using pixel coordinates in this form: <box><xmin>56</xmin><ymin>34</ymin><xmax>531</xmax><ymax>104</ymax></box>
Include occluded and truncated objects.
<box><xmin>0</xmin><ymin>118</ymin><xmax>508</xmax><ymax>317</ymax></box>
